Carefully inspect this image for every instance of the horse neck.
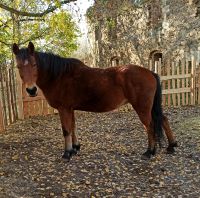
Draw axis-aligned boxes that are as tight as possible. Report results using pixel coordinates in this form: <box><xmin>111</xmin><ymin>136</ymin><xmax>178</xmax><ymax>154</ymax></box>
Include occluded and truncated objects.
<box><xmin>35</xmin><ymin>53</ymin><xmax>53</xmax><ymax>91</ymax></box>
<box><xmin>35</xmin><ymin>51</ymin><xmax>87</xmax><ymax>91</ymax></box>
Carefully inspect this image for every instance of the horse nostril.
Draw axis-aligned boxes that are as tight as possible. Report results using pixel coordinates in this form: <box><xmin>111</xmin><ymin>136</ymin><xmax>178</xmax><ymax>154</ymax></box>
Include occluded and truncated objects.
<box><xmin>26</xmin><ymin>86</ymin><xmax>37</xmax><ymax>97</ymax></box>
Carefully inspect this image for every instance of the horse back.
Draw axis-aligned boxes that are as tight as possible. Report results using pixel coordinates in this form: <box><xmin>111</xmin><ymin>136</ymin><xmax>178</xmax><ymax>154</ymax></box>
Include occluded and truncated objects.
<box><xmin>43</xmin><ymin>64</ymin><xmax>156</xmax><ymax>112</ymax></box>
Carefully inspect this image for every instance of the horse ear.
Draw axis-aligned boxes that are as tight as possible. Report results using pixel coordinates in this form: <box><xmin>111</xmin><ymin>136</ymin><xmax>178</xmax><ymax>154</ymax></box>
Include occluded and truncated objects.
<box><xmin>28</xmin><ymin>41</ymin><xmax>35</xmax><ymax>55</ymax></box>
<box><xmin>12</xmin><ymin>43</ymin><xmax>19</xmax><ymax>55</ymax></box>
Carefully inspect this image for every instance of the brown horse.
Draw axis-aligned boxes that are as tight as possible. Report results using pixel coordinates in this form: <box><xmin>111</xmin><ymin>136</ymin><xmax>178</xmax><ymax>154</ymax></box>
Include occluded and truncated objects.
<box><xmin>12</xmin><ymin>42</ymin><xmax>177</xmax><ymax>161</ymax></box>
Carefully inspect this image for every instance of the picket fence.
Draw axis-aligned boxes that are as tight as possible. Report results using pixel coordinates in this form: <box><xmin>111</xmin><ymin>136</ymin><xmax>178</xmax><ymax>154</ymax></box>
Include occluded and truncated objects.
<box><xmin>150</xmin><ymin>57</ymin><xmax>200</xmax><ymax>107</ymax></box>
<box><xmin>0</xmin><ymin>57</ymin><xmax>200</xmax><ymax>131</ymax></box>
<box><xmin>0</xmin><ymin>67</ymin><xmax>55</xmax><ymax>131</ymax></box>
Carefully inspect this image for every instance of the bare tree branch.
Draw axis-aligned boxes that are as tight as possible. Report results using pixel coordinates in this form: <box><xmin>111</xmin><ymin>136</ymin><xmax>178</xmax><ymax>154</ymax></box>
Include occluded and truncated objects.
<box><xmin>0</xmin><ymin>19</ymin><xmax>12</xmax><ymax>28</ymax></box>
<box><xmin>19</xmin><ymin>18</ymin><xmax>45</xmax><ymax>22</ymax></box>
<box><xmin>0</xmin><ymin>0</ymin><xmax>77</xmax><ymax>17</ymax></box>
<box><xmin>0</xmin><ymin>40</ymin><xmax>11</xmax><ymax>46</ymax></box>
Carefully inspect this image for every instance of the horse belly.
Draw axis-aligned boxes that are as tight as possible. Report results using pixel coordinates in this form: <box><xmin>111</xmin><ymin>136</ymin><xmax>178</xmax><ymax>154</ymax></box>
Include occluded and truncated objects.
<box><xmin>75</xmin><ymin>90</ymin><xmax>127</xmax><ymax>112</ymax></box>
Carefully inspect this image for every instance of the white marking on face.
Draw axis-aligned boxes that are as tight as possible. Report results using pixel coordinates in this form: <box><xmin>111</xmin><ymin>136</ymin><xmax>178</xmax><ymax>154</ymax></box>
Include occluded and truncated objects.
<box><xmin>24</xmin><ymin>59</ymin><xmax>29</xmax><ymax>66</ymax></box>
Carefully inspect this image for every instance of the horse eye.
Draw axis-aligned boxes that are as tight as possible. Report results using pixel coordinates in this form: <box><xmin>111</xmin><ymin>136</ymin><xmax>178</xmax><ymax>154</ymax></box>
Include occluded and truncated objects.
<box><xmin>32</xmin><ymin>64</ymin><xmax>37</xmax><ymax>67</ymax></box>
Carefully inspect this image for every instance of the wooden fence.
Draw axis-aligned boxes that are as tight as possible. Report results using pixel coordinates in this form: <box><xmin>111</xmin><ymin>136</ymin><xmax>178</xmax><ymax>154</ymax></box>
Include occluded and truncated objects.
<box><xmin>0</xmin><ymin>66</ymin><xmax>55</xmax><ymax>131</ymax></box>
<box><xmin>195</xmin><ymin>66</ymin><xmax>200</xmax><ymax>105</ymax></box>
<box><xmin>0</xmin><ymin>66</ymin><xmax>18</xmax><ymax>131</ymax></box>
<box><xmin>0</xmin><ymin>57</ymin><xmax>200</xmax><ymax>132</ymax></box>
<box><xmin>150</xmin><ymin>57</ymin><xmax>200</xmax><ymax>107</ymax></box>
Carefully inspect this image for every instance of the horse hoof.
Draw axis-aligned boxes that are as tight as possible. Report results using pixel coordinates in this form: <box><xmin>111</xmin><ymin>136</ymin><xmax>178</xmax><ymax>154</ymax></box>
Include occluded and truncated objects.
<box><xmin>166</xmin><ymin>146</ymin><xmax>175</xmax><ymax>154</ymax></box>
<box><xmin>141</xmin><ymin>154</ymin><xmax>151</xmax><ymax>160</ymax></box>
<box><xmin>62</xmin><ymin>149</ymin><xmax>77</xmax><ymax>161</ymax></box>
<box><xmin>141</xmin><ymin>150</ymin><xmax>152</xmax><ymax>160</ymax></box>
<box><xmin>141</xmin><ymin>147</ymin><xmax>156</xmax><ymax>160</ymax></box>
<box><xmin>73</xmin><ymin>143</ymin><xmax>81</xmax><ymax>152</ymax></box>
<box><xmin>170</xmin><ymin>141</ymin><xmax>178</xmax><ymax>147</ymax></box>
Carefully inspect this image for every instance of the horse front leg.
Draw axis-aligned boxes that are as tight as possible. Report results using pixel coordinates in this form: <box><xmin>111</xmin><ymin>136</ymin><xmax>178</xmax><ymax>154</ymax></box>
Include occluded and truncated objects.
<box><xmin>59</xmin><ymin>109</ymin><xmax>77</xmax><ymax>161</ymax></box>
<box><xmin>71</xmin><ymin>111</ymin><xmax>81</xmax><ymax>152</ymax></box>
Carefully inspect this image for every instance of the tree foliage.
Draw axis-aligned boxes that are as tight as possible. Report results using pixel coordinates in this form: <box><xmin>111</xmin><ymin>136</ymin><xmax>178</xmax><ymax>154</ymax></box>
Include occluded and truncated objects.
<box><xmin>0</xmin><ymin>0</ymin><xmax>77</xmax><ymax>17</ymax></box>
<box><xmin>0</xmin><ymin>0</ymin><xmax>80</xmax><ymax>65</ymax></box>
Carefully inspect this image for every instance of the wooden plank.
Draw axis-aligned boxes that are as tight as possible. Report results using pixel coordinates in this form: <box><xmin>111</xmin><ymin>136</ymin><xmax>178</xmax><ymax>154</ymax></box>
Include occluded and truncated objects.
<box><xmin>160</xmin><ymin>74</ymin><xmax>191</xmax><ymax>81</ymax></box>
<box><xmin>38</xmin><ymin>100</ymin><xmax>43</xmax><ymax>115</ymax></box>
<box><xmin>32</xmin><ymin>101</ymin><xmax>36</xmax><ymax>116</ymax></box>
<box><xmin>5</xmin><ymin>69</ymin><xmax>13</xmax><ymax>124</ymax></box>
<box><xmin>181</xmin><ymin>59</ymin><xmax>185</xmax><ymax>105</ymax></box>
<box><xmin>198</xmin><ymin>70</ymin><xmax>200</xmax><ymax>104</ymax></box>
<box><xmin>167</xmin><ymin>62</ymin><xmax>171</xmax><ymax>107</ymax></box>
<box><xmin>0</xmin><ymin>68</ymin><xmax>8</xmax><ymax>126</ymax></box>
<box><xmin>162</xmin><ymin>80</ymin><xmax>166</xmax><ymax>106</ymax></box>
<box><xmin>171</xmin><ymin>62</ymin><xmax>176</xmax><ymax>106</ymax></box>
<box><xmin>186</xmin><ymin>60</ymin><xmax>189</xmax><ymax>105</ymax></box>
<box><xmin>8</xmin><ymin>68</ymin><xmax>15</xmax><ymax>120</ymax></box>
<box><xmin>29</xmin><ymin>102</ymin><xmax>34</xmax><ymax>117</ymax></box>
<box><xmin>177</xmin><ymin>64</ymin><xmax>181</xmax><ymax>106</ymax></box>
<box><xmin>149</xmin><ymin>60</ymin><xmax>152</xmax><ymax>71</ymax></box>
<box><xmin>191</xmin><ymin>56</ymin><xmax>196</xmax><ymax>105</ymax></box>
<box><xmin>198</xmin><ymin>82</ymin><xmax>200</xmax><ymax>104</ymax></box>
<box><xmin>155</xmin><ymin>61</ymin><xmax>158</xmax><ymax>73</ymax></box>
<box><xmin>23</xmin><ymin>101</ymin><xmax>29</xmax><ymax>118</ymax></box>
<box><xmin>157</xmin><ymin>59</ymin><xmax>161</xmax><ymax>76</ymax></box>
<box><xmin>43</xmin><ymin>100</ymin><xmax>49</xmax><ymax>115</ymax></box>
<box><xmin>0</xmin><ymin>101</ymin><xmax>5</xmax><ymax>132</ymax></box>
<box><xmin>38</xmin><ymin>100</ymin><xmax>42</xmax><ymax>115</ymax></box>
<box><xmin>15</xmin><ymin>68</ymin><xmax>24</xmax><ymax>119</ymax></box>
<box><xmin>162</xmin><ymin>88</ymin><xmax>191</xmax><ymax>94</ymax></box>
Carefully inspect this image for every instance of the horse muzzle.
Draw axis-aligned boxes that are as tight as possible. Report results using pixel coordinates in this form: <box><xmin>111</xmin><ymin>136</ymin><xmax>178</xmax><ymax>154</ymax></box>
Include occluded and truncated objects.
<box><xmin>26</xmin><ymin>86</ymin><xmax>38</xmax><ymax>97</ymax></box>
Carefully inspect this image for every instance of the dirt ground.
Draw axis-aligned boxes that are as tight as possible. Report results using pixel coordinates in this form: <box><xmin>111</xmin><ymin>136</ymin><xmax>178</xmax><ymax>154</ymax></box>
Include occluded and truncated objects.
<box><xmin>0</xmin><ymin>106</ymin><xmax>200</xmax><ymax>198</ymax></box>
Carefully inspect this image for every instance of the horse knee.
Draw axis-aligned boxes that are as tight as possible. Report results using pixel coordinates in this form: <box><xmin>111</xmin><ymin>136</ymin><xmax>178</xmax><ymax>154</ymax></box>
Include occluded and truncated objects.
<box><xmin>62</xmin><ymin>126</ymin><xmax>70</xmax><ymax>137</ymax></box>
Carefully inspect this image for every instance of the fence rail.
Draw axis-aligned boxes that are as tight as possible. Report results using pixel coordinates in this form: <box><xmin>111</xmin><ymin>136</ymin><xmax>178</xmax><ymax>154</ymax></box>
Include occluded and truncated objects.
<box><xmin>150</xmin><ymin>57</ymin><xmax>200</xmax><ymax>107</ymax></box>
<box><xmin>0</xmin><ymin>57</ymin><xmax>200</xmax><ymax>132</ymax></box>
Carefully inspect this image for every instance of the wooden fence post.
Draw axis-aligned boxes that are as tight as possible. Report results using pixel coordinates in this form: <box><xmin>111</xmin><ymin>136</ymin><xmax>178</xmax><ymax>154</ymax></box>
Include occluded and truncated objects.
<box><xmin>171</xmin><ymin>62</ymin><xmax>176</xmax><ymax>106</ymax></box>
<box><xmin>197</xmin><ymin>67</ymin><xmax>200</xmax><ymax>105</ymax></box>
<box><xmin>149</xmin><ymin>60</ymin><xmax>152</xmax><ymax>71</ymax></box>
<box><xmin>0</xmin><ymin>100</ymin><xmax>4</xmax><ymax>132</ymax></box>
<box><xmin>0</xmin><ymin>67</ymin><xmax>8</xmax><ymax>126</ymax></box>
<box><xmin>155</xmin><ymin>61</ymin><xmax>158</xmax><ymax>73</ymax></box>
<box><xmin>186</xmin><ymin>59</ymin><xmax>189</xmax><ymax>105</ymax></box>
<box><xmin>191</xmin><ymin>56</ymin><xmax>196</xmax><ymax>105</ymax></box>
<box><xmin>166</xmin><ymin>60</ymin><xmax>171</xmax><ymax>107</ymax></box>
<box><xmin>15</xmin><ymin>68</ymin><xmax>24</xmax><ymax>119</ymax></box>
<box><xmin>181</xmin><ymin>58</ymin><xmax>185</xmax><ymax>106</ymax></box>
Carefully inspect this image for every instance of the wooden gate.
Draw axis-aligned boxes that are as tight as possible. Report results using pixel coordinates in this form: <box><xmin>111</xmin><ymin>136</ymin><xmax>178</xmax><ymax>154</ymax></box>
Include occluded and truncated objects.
<box><xmin>150</xmin><ymin>57</ymin><xmax>199</xmax><ymax>107</ymax></box>
<box><xmin>22</xmin><ymin>85</ymin><xmax>56</xmax><ymax>118</ymax></box>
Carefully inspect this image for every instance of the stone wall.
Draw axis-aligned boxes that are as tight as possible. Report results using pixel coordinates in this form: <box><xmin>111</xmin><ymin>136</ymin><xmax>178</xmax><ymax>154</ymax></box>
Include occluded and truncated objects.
<box><xmin>86</xmin><ymin>0</ymin><xmax>200</xmax><ymax>68</ymax></box>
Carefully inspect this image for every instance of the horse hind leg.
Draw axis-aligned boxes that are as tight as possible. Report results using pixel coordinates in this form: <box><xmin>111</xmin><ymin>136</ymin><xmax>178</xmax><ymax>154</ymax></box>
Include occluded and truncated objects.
<box><xmin>162</xmin><ymin>114</ymin><xmax>178</xmax><ymax>154</ymax></box>
<box><xmin>141</xmin><ymin>121</ymin><xmax>157</xmax><ymax>160</ymax></box>
<box><xmin>133</xmin><ymin>106</ymin><xmax>157</xmax><ymax>159</ymax></box>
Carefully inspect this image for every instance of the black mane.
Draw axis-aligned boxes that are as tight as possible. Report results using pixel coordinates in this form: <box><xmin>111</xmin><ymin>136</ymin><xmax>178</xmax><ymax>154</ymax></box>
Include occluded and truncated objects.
<box><xmin>17</xmin><ymin>48</ymin><xmax>85</xmax><ymax>79</ymax></box>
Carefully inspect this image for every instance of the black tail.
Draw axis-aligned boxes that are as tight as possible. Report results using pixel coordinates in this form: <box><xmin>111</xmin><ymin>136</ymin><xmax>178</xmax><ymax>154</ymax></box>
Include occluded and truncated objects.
<box><xmin>151</xmin><ymin>72</ymin><xmax>163</xmax><ymax>142</ymax></box>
